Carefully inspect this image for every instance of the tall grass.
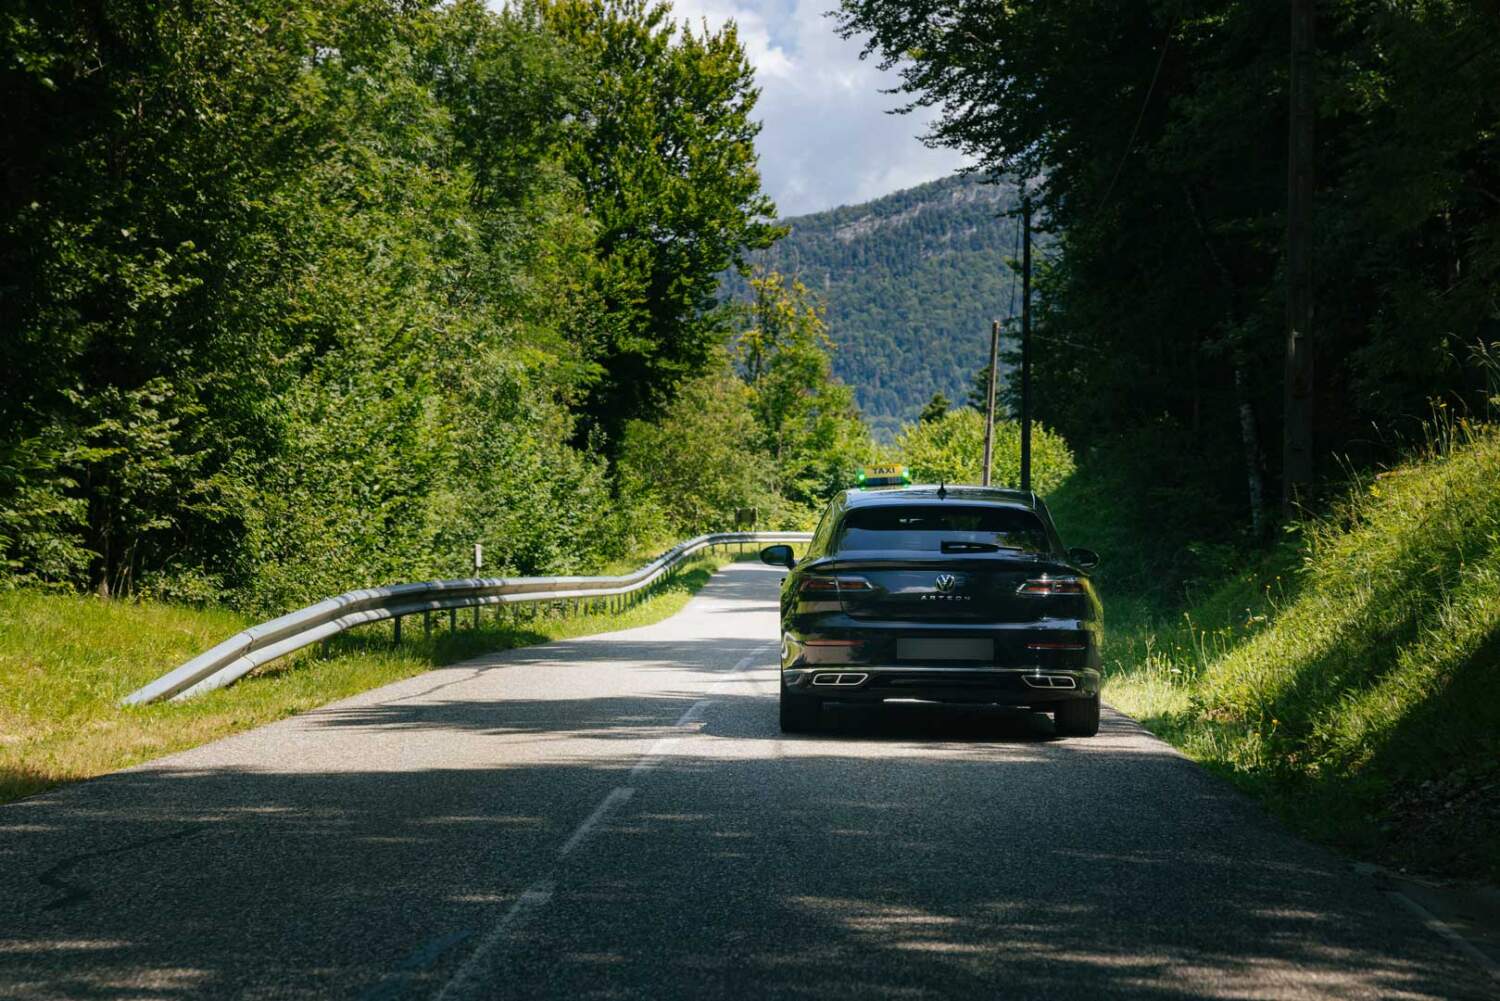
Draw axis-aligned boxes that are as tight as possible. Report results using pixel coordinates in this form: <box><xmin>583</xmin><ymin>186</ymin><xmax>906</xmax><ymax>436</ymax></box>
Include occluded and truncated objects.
<box><xmin>1105</xmin><ymin>420</ymin><xmax>1500</xmax><ymax>880</ymax></box>
<box><xmin>0</xmin><ymin>554</ymin><xmax>731</xmax><ymax>804</ymax></box>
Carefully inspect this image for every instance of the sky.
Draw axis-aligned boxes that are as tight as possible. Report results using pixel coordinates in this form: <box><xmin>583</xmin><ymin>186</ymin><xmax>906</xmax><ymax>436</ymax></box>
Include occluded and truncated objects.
<box><xmin>667</xmin><ymin>0</ymin><xmax>969</xmax><ymax>217</ymax></box>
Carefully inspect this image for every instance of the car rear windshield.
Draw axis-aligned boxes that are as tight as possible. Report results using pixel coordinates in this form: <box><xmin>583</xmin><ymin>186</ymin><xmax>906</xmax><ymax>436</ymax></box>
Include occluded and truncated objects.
<box><xmin>833</xmin><ymin>505</ymin><xmax>1052</xmax><ymax>554</ymax></box>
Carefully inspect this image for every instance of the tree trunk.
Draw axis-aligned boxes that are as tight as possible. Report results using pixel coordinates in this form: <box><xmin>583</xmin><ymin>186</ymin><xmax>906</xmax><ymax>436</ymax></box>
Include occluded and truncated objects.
<box><xmin>1235</xmin><ymin>365</ymin><xmax>1266</xmax><ymax>538</ymax></box>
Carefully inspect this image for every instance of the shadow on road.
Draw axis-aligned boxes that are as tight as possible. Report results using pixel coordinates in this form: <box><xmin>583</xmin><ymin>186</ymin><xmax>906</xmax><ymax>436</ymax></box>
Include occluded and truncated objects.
<box><xmin>773</xmin><ymin>701</ymin><xmax>1057</xmax><ymax>742</ymax></box>
<box><xmin>1</xmin><ymin>686</ymin><xmax>1490</xmax><ymax>1000</ymax></box>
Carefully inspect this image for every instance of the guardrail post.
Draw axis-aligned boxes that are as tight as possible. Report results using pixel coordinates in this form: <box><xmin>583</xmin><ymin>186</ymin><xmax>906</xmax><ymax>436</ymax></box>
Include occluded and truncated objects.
<box><xmin>424</xmin><ymin>610</ymin><xmax>432</xmax><ymax>637</ymax></box>
<box><xmin>473</xmin><ymin>605</ymin><xmax>480</xmax><ymax>629</ymax></box>
<box><xmin>393</xmin><ymin>616</ymin><xmax>403</xmax><ymax>646</ymax></box>
<box><xmin>448</xmin><ymin>608</ymin><xmax>456</xmax><ymax>631</ymax></box>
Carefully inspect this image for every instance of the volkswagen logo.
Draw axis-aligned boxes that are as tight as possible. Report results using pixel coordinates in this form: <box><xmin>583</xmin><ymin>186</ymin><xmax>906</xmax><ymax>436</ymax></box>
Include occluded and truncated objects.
<box><xmin>934</xmin><ymin>573</ymin><xmax>957</xmax><ymax>593</ymax></box>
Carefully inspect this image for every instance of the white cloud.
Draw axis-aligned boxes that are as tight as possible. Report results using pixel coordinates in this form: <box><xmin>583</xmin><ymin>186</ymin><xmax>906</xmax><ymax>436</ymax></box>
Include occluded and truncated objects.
<box><xmin>668</xmin><ymin>0</ymin><xmax>969</xmax><ymax>216</ymax></box>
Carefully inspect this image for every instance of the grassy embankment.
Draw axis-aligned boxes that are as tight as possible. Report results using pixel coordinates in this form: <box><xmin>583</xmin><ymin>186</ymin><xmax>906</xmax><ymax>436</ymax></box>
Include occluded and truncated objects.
<box><xmin>1095</xmin><ymin>422</ymin><xmax>1500</xmax><ymax>881</ymax></box>
<box><xmin>0</xmin><ymin>551</ymin><xmax>734</xmax><ymax>806</ymax></box>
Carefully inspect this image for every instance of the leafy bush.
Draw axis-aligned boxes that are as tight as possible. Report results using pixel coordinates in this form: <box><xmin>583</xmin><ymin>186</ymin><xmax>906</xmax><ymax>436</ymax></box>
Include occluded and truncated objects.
<box><xmin>618</xmin><ymin>358</ymin><xmax>776</xmax><ymax>536</ymax></box>
<box><xmin>894</xmin><ymin>407</ymin><xmax>1074</xmax><ymax>496</ymax></box>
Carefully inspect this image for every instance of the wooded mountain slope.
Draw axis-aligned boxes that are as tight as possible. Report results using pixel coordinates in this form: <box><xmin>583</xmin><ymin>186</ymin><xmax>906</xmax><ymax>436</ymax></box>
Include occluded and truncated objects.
<box><xmin>726</xmin><ymin>175</ymin><xmax>1022</xmax><ymax>438</ymax></box>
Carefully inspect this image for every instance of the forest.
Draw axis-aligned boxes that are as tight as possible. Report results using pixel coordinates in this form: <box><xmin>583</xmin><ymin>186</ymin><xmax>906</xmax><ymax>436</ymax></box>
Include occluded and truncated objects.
<box><xmin>838</xmin><ymin>0</ymin><xmax>1500</xmax><ymax>583</ymax></box>
<box><xmin>0</xmin><ymin>0</ymin><xmax>875</xmax><ymax>614</ymax></box>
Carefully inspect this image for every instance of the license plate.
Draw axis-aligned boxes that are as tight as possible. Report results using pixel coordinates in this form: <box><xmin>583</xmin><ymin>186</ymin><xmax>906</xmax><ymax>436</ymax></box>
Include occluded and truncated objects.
<box><xmin>896</xmin><ymin>638</ymin><xmax>993</xmax><ymax>662</ymax></box>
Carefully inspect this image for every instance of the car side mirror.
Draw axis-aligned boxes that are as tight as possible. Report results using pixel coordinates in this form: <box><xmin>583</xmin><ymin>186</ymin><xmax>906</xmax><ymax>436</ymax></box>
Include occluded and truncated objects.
<box><xmin>760</xmin><ymin>544</ymin><xmax>796</xmax><ymax>569</ymax></box>
<box><xmin>1067</xmin><ymin>547</ymin><xmax>1100</xmax><ymax>571</ymax></box>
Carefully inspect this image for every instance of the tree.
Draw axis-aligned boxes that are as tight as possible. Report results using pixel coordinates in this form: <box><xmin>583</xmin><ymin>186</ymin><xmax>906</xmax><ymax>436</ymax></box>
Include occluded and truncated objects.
<box><xmin>966</xmin><ymin>363</ymin><xmax>1003</xmax><ymax>414</ymax></box>
<box><xmin>919</xmin><ymin>393</ymin><xmax>951</xmax><ymax>423</ymax></box>
<box><xmin>736</xmin><ymin>273</ymin><xmax>875</xmax><ymax>517</ymax></box>
<box><xmin>616</xmin><ymin>355</ymin><xmax>774</xmax><ymax>536</ymax></box>
<box><xmin>545</xmin><ymin>0</ymin><xmax>780</xmax><ymax>449</ymax></box>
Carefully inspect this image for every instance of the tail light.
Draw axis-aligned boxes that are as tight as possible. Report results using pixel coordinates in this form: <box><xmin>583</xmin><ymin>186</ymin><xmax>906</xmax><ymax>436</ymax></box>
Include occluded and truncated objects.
<box><xmin>1017</xmin><ymin>577</ymin><xmax>1085</xmax><ymax>596</ymax></box>
<box><xmin>800</xmin><ymin>575</ymin><xmax>871</xmax><ymax>595</ymax></box>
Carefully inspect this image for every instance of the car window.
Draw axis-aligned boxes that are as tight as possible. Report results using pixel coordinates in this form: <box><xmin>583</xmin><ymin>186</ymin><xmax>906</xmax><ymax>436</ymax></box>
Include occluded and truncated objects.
<box><xmin>834</xmin><ymin>505</ymin><xmax>1052</xmax><ymax>554</ymax></box>
<box><xmin>807</xmin><ymin>500</ymin><xmax>839</xmax><ymax>558</ymax></box>
<box><xmin>1032</xmin><ymin>497</ymin><xmax>1069</xmax><ymax>553</ymax></box>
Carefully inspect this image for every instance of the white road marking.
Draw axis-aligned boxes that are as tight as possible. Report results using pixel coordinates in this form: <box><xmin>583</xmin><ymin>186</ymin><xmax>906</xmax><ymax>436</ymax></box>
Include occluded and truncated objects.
<box><xmin>629</xmin><ymin>699</ymin><xmax>715</xmax><ymax>777</ymax></box>
<box><xmin>629</xmin><ymin>740</ymin><xmax>680</xmax><ymax>778</ymax></box>
<box><xmin>734</xmin><ymin>641</ymin><xmax>778</xmax><ymax>695</ymax></box>
<box><xmin>558</xmin><ymin>786</ymin><xmax>635</xmax><ymax>858</ymax></box>
<box><xmin>432</xmin><ymin>880</ymin><xmax>553</xmax><ymax>1001</ymax></box>
<box><xmin>673</xmin><ymin>698</ymin><xmax>714</xmax><ymax>726</ymax></box>
<box><xmin>731</xmin><ymin>648</ymin><xmax>765</xmax><ymax>671</ymax></box>
<box><xmin>433</xmin><ymin>658</ymin><xmax>766</xmax><ymax>997</ymax></box>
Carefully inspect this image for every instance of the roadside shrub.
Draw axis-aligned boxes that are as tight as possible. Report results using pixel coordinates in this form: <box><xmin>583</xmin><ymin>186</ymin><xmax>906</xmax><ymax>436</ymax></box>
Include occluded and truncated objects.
<box><xmin>618</xmin><ymin>360</ymin><xmax>776</xmax><ymax>537</ymax></box>
<box><xmin>895</xmin><ymin>408</ymin><xmax>1074</xmax><ymax>496</ymax></box>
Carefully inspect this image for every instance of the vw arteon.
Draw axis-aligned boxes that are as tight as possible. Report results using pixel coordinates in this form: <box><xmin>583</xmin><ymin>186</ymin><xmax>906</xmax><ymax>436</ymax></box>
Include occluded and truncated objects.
<box><xmin>760</xmin><ymin>483</ymin><xmax>1103</xmax><ymax>735</ymax></box>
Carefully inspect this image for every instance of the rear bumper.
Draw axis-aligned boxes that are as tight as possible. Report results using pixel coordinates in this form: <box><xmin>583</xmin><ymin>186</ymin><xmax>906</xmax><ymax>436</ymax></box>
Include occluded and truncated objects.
<box><xmin>782</xmin><ymin>665</ymin><xmax>1101</xmax><ymax>705</ymax></box>
<box><xmin>781</xmin><ymin>617</ymin><xmax>1102</xmax><ymax>673</ymax></box>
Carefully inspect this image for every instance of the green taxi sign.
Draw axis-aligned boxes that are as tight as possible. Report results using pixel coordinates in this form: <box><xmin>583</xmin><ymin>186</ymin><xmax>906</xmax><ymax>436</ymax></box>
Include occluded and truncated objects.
<box><xmin>857</xmin><ymin>464</ymin><xmax>912</xmax><ymax>488</ymax></box>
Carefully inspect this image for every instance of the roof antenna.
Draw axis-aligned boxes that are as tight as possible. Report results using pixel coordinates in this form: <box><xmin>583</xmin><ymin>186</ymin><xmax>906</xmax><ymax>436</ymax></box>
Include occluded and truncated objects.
<box><xmin>937</xmin><ymin>479</ymin><xmax>947</xmax><ymax>500</ymax></box>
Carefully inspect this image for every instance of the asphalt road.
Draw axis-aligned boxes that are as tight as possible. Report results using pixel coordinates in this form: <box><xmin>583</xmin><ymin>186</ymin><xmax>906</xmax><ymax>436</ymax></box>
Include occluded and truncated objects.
<box><xmin>1</xmin><ymin>562</ymin><xmax>1493</xmax><ymax>1000</ymax></box>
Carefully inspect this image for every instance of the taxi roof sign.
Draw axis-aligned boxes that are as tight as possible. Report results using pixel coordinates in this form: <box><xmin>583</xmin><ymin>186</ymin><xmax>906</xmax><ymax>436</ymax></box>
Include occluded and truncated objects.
<box><xmin>857</xmin><ymin>464</ymin><xmax>912</xmax><ymax>488</ymax></box>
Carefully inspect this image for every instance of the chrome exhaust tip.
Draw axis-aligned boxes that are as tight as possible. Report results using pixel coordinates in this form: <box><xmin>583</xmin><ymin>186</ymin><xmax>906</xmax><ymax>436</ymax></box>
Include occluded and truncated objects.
<box><xmin>1022</xmin><ymin>674</ymin><xmax>1077</xmax><ymax>690</ymax></box>
<box><xmin>811</xmin><ymin>672</ymin><xmax>869</xmax><ymax>687</ymax></box>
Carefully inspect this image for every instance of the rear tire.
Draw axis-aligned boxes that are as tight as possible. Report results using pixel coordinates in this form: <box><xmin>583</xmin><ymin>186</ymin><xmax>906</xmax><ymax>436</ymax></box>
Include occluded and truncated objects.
<box><xmin>780</xmin><ymin>688</ymin><xmax>821</xmax><ymax>733</ymax></box>
<box><xmin>1054</xmin><ymin>694</ymin><xmax>1100</xmax><ymax>737</ymax></box>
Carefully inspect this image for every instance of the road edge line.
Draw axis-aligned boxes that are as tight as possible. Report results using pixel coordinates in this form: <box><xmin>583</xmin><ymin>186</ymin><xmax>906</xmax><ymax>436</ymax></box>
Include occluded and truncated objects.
<box><xmin>1385</xmin><ymin>889</ymin><xmax>1500</xmax><ymax>983</ymax></box>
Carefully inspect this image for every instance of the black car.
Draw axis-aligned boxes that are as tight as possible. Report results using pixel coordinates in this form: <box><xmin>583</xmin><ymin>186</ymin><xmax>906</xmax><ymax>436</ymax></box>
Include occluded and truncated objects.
<box><xmin>760</xmin><ymin>485</ymin><xmax>1103</xmax><ymax>736</ymax></box>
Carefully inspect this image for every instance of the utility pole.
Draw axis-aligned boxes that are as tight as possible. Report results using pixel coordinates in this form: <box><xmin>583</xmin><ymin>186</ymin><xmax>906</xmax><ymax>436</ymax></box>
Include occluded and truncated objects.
<box><xmin>982</xmin><ymin>319</ymin><xmax>1000</xmax><ymax>485</ymax></box>
<box><xmin>1283</xmin><ymin>0</ymin><xmax>1315</xmax><ymax>513</ymax></box>
<box><xmin>1020</xmin><ymin>197</ymin><xmax>1033</xmax><ymax>494</ymax></box>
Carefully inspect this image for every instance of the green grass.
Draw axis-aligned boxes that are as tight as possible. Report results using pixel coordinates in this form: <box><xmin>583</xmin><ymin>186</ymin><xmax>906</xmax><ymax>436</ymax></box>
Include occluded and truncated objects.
<box><xmin>0</xmin><ymin>553</ymin><xmax>732</xmax><ymax>805</ymax></box>
<box><xmin>1104</xmin><ymin>421</ymin><xmax>1500</xmax><ymax>881</ymax></box>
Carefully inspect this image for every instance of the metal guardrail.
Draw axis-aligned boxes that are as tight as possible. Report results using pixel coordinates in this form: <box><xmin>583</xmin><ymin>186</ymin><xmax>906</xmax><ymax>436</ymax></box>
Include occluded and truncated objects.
<box><xmin>123</xmin><ymin>531</ymin><xmax>810</xmax><ymax>706</ymax></box>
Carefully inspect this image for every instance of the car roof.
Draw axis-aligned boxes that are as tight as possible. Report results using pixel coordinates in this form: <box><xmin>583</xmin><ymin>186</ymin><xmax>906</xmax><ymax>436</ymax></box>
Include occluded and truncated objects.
<box><xmin>838</xmin><ymin>485</ymin><xmax>1040</xmax><ymax>510</ymax></box>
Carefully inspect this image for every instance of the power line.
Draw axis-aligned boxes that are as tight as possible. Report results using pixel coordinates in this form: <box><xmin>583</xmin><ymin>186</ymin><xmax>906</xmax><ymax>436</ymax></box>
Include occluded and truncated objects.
<box><xmin>1096</xmin><ymin>26</ymin><xmax>1172</xmax><ymax>217</ymax></box>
